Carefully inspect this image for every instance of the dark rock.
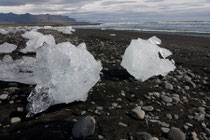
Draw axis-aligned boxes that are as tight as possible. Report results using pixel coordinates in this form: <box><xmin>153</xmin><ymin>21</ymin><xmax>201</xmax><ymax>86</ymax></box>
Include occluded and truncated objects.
<box><xmin>135</xmin><ymin>132</ymin><xmax>152</xmax><ymax>140</ymax></box>
<box><xmin>185</xmin><ymin>81</ymin><xmax>196</xmax><ymax>88</ymax></box>
<box><xmin>72</xmin><ymin>116</ymin><xmax>95</xmax><ymax>139</ymax></box>
<box><xmin>203</xmin><ymin>127</ymin><xmax>210</xmax><ymax>137</ymax></box>
<box><xmin>168</xmin><ymin>127</ymin><xmax>186</xmax><ymax>140</ymax></box>
<box><xmin>162</xmin><ymin>82</ymin><xmax>173</xmax><ymax>90</ymax></box>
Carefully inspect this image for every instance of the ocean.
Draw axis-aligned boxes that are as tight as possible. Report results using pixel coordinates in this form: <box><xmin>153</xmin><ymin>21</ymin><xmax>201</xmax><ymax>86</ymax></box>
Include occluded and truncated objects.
<box><xmin>73</xmin><ymin>21</ymin><xmax>210</xmax><ymax>37</ymax></box>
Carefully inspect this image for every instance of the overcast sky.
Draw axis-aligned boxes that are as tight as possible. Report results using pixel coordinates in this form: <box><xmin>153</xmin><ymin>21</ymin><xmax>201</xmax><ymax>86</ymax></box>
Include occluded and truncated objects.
<box><xmin>0</xmin><ymin>0</ymin><xmax>210</xmax><ymax>22</ymax></box>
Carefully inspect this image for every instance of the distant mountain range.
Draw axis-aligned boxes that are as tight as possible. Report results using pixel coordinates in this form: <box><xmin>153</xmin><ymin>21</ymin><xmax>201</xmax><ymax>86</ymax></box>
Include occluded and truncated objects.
<box><xmin>0</xmin><ymin>13</ymin><xmax>76</xmax><ymax>24</ymax></box>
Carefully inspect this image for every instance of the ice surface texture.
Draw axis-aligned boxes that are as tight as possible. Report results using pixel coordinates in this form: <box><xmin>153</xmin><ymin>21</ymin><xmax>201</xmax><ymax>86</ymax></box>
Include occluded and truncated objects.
<box><xmin>27</xmin><ymin>42</ymin><xmax>102</xmax><ymax>117</ymax></box>
<box><xmin>148</xmin><ymin>36</ymin><xmax>162</xmax><ymax>45</ymax></box>
<box><xmin>0</xmin><ymin>42</ymin><xmax>17</xmax><ymax>53</ymax></box>
<box><xmin>121</xmin><ymin>36</ymin><xmax>176</xmax><ymax>81</ymax></box>
<box><xmin>20</xmin><ymin>31</ymin><xmax>56</xmax><ymax>53</ymax></box>
<box><xmin>0</xmin><ymin>55</ymin><xmax>36</xmax><ymax>84</ymax></box>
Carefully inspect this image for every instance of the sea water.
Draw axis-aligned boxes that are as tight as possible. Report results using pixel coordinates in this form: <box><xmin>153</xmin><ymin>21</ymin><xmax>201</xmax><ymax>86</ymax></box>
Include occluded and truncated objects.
<box><xmin>73</xmin><ymin>21</ymin><xmax>210</xmax><ymax>37</ymax></box>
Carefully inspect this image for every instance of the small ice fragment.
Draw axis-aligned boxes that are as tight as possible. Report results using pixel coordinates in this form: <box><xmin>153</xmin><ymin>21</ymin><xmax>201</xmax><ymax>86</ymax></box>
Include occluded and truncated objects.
<box><xmin>54</xmin><ymin>26</ymin><xmax>75</xmax><ymax>34</ymax></box>
<box><xmin>0</xmin><ymin>28</ymin><xmax>8</xmax><ymax>34</ymax></box>
<box><xmin>148</xmin><ymin>36</ymin><xmax>162</xmax><ymax>45</ymax></box>
<box><xmin>27</xmin><ymin>42</ymin><xmax>102</xmax><ymax>117</ymax></box>
<box><xmin>42</xmin><ymin>26</ymin><xmax>75</xmax><ymax>34</ymax></box>
<box><xmin>0</xmin><ymin>56</ymin><xmax>36</xmax><ymax>84</ymax></box>
<box><xmin>110</xmin><ymin>34</ymin><xmax>116</xmax><ymax>37</ymax></box>
<box><xmin>121</xmin><ymin>37</ymin><xmax>176</xmax><ymax>81</ymax></box>
<box><xmin>20</xmin><ymin>31</ymin><xmax>55</xmax><ymax>53</ymax></box>
<box><xmin>0</xmin><ymin>43</ymin><xmax>17</xmax><ymax>53</ymax></box>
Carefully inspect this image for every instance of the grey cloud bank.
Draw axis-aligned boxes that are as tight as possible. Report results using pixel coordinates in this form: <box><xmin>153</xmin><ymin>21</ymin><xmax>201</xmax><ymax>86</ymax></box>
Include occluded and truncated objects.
<box><xmin>0</xmin><ymin>0</ymin><xmax>210</xmax><ymax>22</ymax></box>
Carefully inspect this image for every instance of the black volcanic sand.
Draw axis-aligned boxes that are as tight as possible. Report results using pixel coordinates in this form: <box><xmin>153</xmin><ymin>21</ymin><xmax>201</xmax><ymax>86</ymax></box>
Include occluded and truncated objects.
<box><xmin>0</xmin><ymin>29</ymin><xmax>210</xmax><ymax>140</ymax></box>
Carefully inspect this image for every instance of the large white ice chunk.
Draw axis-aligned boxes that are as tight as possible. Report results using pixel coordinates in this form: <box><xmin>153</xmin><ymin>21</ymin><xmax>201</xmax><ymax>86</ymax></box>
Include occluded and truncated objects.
<box><xmin>20</xmin><ymin>31</ymin><xmax>55</xmax><ymax>53</ymax></box>
<box><xmin>0</xmin><ymin>42</ymin><xmax>17</xmax><ymax>53</ymax></box>
<box><xmin>121</xmin><ymin>37</ymin><xmax>176</xmax><ymax>81</ymax></box>
<box><xmin>27</xmin><ymin>42</ymin><xmax>102</xmax><ymax>117</ymax></box>
<box><xmin>0</xmin><ymin>55</ymin><xmax>36</xmax><ymax>84</ymax></box>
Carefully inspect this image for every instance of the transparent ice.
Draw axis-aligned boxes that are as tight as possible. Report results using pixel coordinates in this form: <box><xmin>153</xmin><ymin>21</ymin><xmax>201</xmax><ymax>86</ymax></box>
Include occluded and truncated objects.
<box><xmin>121</xmin><ymin>37</ymin><xmax>176</xmax><ymax>81</ymax></box>
<box><xmin>0</xmin><ymin>55</ymin><xmax>36</xmax><ymax>84</ymax></box>
<box><xmin>27</xmin><ymin>42</ymin><xmax>102</xmax><ymax>117</ymax></box>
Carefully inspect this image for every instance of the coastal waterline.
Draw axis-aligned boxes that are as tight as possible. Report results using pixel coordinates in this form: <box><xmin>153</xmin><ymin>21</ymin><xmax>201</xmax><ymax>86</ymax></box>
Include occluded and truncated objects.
<box><xmin>73</xmin><ymin>21</ymin><xmax>210</xmax><ymax>37</ymax></box>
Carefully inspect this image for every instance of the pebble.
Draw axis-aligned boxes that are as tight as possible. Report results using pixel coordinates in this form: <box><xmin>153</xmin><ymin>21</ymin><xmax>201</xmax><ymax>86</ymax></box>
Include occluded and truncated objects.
<box><xmin>168</xmin><ymin>127</ymin><xmax>186</xmax><ymax>140</ymax></box>
<box><xmin>184</xmin><ymin>86</ymin><xmax>190</xmax><ymax>90</ymax></box>
<box><xmin>149</xmin><ymin>137</ymin><xmax>159</xmax><ymax>140</ymax></box>
<box><xmin>162</xmin><ymin>82</ymin><xmax>174</xmax><ymax>90</ymax></box>
<box><xmin>195</xmin><ymin>114</ymin><xmax>205</xmax><ymax>121</ymax></box>
<box><xmin>160</xmin><ymin>122</ymin><xmax>170</xmax><ymax>127</ymax></box>
<box><xmin>112</xmin><ymin>103</ymin><xmax>118</xmax><ymax>108</ymax></box>
<box><xmin>188</xmin><ymin>115</ymin><xmax>194</xmax><ymax>119</ymax></box>
<box><xmin>131</xmin><ymin>107</ymin><xmax>145</xmax><ymax>120</ymax></box>
<box><xmin>11</xmin><ymin>117</ymin><xmax>21</xmax><ymax>124</ymax></box>
<box><xmin>161</xmin><ymin>127</ymin><xmax>170</xmax><ymax>133</ymax></box>
<box><xmin>166</xmin><ymin>114</ymin><xmax>172</xmax><ymax>119</ymax></box>
<box><xmin>142</xmin><ymin>106</ymin><xmax>154</xmax><ymax>112</ymax></box>
<box><xmin>9</xmin><ymin>100</ymin><xmax>14</xmax><ymax>104</ymax></box>
<box><xmin>203</xmin><ymin>127</ymin><xmax>210</xmax><ymax>137</ymax></box>
<box><xmin>153</xmin><ymin>92</ymin><xmax>160</xmax><ymax>98</ymax></box>
<box><xmin>96</xmin><ymin>106</ymin><xmax>103</xmax><ymax>111</ymax></box>
<box><xmin>198</xmin><ymin>107</ymin><xmax>205</xmax><ymax>114</ymax></box>
<box><xmin>174</xmin><ymin>114</ymin><xmax>179</xmax><ymax>119</ymax></box>
<box><xmin>121</xmin><ymin>90</ymin><xmax>126</xmax><ymax>96</ymax></box>
<box><xmin>118</xmin><ymin>122</ymin><xmax>128</xmax><ymax>127</ymax></box>
<box><xmin>183</xmin><ymin>124</ymin><xmax>189</xmax><ymax>130</ymax></box>
<box><xmin>161</xmin><ymin>95</ymin><xmax>173</xmax><ymax>103</ymax></box>
<box><xmin>185</xmin><ymin>123</ymin><xmax>193</xmax><ymax>127</ymax></box>
<box><xmin>185</xmin><ymin>80</ymin><xmax>196</xmax><ymax>88</ymax></box>
<box><xmin>191</xmin><ymin>132</ymin><xmax>199</xmax><ymax>140</ymax></box>
<box><xmin>172</xmin><ymin>97</ymin><xmax>180</xmax><ymax>103</ymax></box>
<box><xmin>72</xmin><ymin>116</ymin><xmax>95</xmax><ymax>139</ymax></box>
<box><xmin>0</xmin><ymin>94</ymin><xmax>8</xmax><ymax>100</ymax></box>
<box><xmin>17</xmin><ymin>107</ymin><xmax>24</xmax><ymax>112</ymax></box>
<box><xmin>184</xmin><ymin>75</ymin><xmax>191</xmax><ymax>81</ymax></box>
<box><xmin>98</xmin><ymin>135</ymin><xmax>105</xmax><ymax>139</ymax></box>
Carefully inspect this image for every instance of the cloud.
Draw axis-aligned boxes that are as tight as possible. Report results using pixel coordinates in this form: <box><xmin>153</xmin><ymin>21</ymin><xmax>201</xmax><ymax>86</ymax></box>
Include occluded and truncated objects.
<box><xmin>0</xmin><ymin>0</ymin><xmax>210</xmax><ymax>22</ymax></box>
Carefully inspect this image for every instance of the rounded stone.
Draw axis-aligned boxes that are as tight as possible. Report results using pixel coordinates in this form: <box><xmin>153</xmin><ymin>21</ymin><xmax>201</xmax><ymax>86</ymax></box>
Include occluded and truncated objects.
<box><xmin>142</xmin><ymin>106</ymin><xmax>154</xmax><ymax>112</ymax></box>
<box><xmin>172</xmin><ymin>97</ymin><xmax>180</xmax><ymax>103</ymax></box>
<box><xmin>162</xmin><ymin>82</ymin><xmax>174</xmax><ymax>90</ymax></box>
<box><xmin>161</xmin><ymin>95</ymin><xmax>173</xmax><ymax>103</ymax></box>
<box><xmin>168</xmin><ymin>127</ymin><xmax>186</xmax><ymax>140</ymax></box>
<box><xmin>11</xmin><ymin>117</ymin><xmax>21</xmax><ymax>124</ymax></box>
<box><xmin>135</xmin><ymin>132</ymin><xmax>152</xmax><ymax>140</ymax></box>
<box><xmin>72</xmin><ymin>116</ymin><xmax>95</xmax><ymax>139</ymax></box>
<box><xmin>131</xmin><ymin>107</ymin><xmax>145</xmax><ymax>120</ymax></box>
<box><xmin>0</xmin><ymin>94</ymin><xmax>8</xmax><ymax>100</ymax></box>
<box><xmin>203</xmin><ymin>127</ymin><xmax>210</xmax><ymax>137</ymax></box>
<box><xmin>149</xmin><ymin>137</ymin><xmax>159</xmax><ymax>140</ymax></box>
<box><xmin>17</xmin><ymin>107</ymin><xmax>24</xmax><ymax>112</ymax></box>
<box><xmin>161</xmin><ymin>127</ymin><xmax>170</xmax><ymax>133</ymax></box>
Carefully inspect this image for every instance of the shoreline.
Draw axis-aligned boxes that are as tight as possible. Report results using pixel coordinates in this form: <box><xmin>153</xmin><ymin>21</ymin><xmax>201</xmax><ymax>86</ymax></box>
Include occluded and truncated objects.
<box><xmin>73</xmin><ymin>27</ymin><xmax>210</xmax><ymax>38</ymax></box>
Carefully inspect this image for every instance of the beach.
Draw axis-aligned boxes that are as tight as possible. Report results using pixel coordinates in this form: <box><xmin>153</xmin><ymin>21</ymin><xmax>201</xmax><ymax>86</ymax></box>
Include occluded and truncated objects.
<box><xmin>0</xmin><ymin>28</ymin><xmax>210</xmax><ymax>139</ymax></box>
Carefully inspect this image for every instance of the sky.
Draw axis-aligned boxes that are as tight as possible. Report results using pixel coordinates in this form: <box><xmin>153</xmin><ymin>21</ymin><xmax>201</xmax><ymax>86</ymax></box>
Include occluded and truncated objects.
<box><xmin>0</xmin><ymin>0</ymin><xmax>210</xmax><ymax>22</ymax></box>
